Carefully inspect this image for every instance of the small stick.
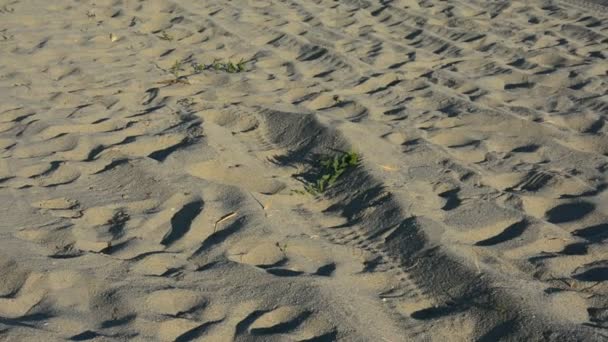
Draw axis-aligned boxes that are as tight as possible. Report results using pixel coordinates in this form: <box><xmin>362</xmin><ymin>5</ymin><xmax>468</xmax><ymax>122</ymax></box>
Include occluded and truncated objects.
<box><xmin>214</xmin><ymin>212</ymin><xmax>237</xmax><ymax>233</ymax></box>
<box><xmin>249</xmin><ymin>192</ymin><xmax>267</xmax><ymax>216</ymax></box>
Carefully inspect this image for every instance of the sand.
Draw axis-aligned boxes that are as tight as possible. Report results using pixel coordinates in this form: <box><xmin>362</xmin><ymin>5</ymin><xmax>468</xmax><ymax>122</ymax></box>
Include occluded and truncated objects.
<box><xmin>0</xmin><ymin>0</ymin><xmax>607</xmax><ymax>341</ymax></box>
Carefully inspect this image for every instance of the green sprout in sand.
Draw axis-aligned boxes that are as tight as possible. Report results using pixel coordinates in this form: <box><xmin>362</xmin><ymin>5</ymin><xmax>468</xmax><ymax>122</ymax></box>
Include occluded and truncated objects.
<box><xmin>301</xmin><ymin>151</ymin><xmax>359</xmax><ymax>195</ymax></box>
<box><xmin>157</xmin><ymin>59</ymin><xmax>190</xmax><ymax>85</ymax></box>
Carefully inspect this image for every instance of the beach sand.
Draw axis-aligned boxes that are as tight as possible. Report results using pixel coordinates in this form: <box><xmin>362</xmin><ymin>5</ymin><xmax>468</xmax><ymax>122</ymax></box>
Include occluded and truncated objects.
<box><xmin>0</xmin><ymin>0</ymin><xmax>607</xmax><ymax>340</ymax></box>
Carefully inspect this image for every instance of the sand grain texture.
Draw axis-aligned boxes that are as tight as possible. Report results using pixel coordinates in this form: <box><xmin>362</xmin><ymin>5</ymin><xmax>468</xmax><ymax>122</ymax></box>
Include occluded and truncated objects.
<box><xmin>1</xmin><ymin>0</ymin><xmax>608</xmax><ymax>341</ymax></box>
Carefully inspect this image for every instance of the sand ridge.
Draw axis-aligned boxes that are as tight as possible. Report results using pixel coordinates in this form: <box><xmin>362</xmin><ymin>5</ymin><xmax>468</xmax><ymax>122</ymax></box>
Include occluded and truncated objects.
<box><xmin>1</xmin><ymin>0</ymin><xmax>608</xmax><ymax>341</ymax></box>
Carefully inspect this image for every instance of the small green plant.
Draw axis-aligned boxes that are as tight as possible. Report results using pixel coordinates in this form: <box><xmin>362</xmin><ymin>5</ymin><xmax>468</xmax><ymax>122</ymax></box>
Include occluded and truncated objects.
<box><xmin>235</xmin><ymin>59</ymin><xmax>246</xmax><ymax>72</ymax></box>
<box><xmin>169</xmin><ymin>60</ymin><xmax>182</xmax><ymax>78</ymax></box>
<box><xmin>303</xmin><ymin>151</ymin><xmax>359</xmax><ymax>195</ymax></box>
<box><xmin>189</xmin><ymin>58</ymin><xmax>248</xmax><ymax>74</ymax></box>
<box><xmin>192</xmin><ymin>62</ymin><xmax>206</xmax><ymax>73</ymax></box>
<box><xmin>211</xmin><ymin>58</ymin><xmax>222</xmax><ymax>71</ymax></box>
<box><xmin>158</xmin><ymin>31</ymin><xmax>173</xmax><ymax>41</ymax></box>
<box><xmin>157</xmin><ymin>59</ymin><xmax>190</xmax><ymax>85</ymax></box>
<box><xmin>210</xmin><ymin>58</ymin><xmax>246</xmax><ymax>73</ymax></box>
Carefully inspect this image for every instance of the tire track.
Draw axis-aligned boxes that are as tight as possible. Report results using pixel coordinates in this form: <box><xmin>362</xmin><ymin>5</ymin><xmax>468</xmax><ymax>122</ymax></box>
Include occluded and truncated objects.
<box><xmin>219</xmin><ymin>106</ymin><xmax>533</xmax><ymax>340</ymax></box>
<box><xmin>559</xmin><ymin>0</ymin><xmax>608</xmax><ymax>12</ymax></box>
<box><xmin>200</xmin><ymin>0</ymin><xmax>608</xmax><ymax>338</ymax></box>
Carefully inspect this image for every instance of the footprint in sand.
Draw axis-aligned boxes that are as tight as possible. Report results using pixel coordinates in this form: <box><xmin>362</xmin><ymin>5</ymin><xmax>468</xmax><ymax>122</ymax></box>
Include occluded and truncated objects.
<box><xmin>145</xmin><ymin>289</ymin><xmax>207</xmax><ymax>317</ymax></box>
<box><xmin>0</xmin><ymin>261</ymin><xmax>46</xmax><ymax>320</ymax></box>
<box><xmin>31</xmin><ymin>197</ymin><xmax>82</xmax><ymax>218</ymax></box>
<box><xmin>186</xmin><ymin>160</ymin><xmax>285</xmax><ymax>194</ymax></box>
<box><xmin>545</xmin><ymin>201</ymin><xmax>595</xmax><ymax>224</ymax></box>
<box><xmin>248</xmin><ymin>306</ymin><xmax>311</xmax><ymax>335</ymax></box>
<box><xmin>0</xmin><ymin>256</ymin><xmax>30</xmax><ymax>299</ymax></box>
<box><xmin>228</xmin><ymin>238</ymin><xmax>337</xmax><ymax>277</ymax></box>
<box><xmin>72</xmin><ymin>206</ymin><xmax>130</xmax><ymax>252</ymax></box>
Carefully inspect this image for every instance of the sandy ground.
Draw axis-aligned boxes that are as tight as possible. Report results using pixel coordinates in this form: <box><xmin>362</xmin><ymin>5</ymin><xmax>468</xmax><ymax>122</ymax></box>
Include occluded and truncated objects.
<box><xmin>0</xmin><ymin>0</ymin><xmax>607</xmax><ymax>341</ymax></box>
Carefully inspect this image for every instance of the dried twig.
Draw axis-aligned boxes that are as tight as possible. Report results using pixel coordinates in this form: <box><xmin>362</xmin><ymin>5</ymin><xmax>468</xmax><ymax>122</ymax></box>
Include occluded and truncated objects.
<box><xmin>213</xmin><ymin>212</ymin><xmax>237</xmax><ymax>233</ymax></box>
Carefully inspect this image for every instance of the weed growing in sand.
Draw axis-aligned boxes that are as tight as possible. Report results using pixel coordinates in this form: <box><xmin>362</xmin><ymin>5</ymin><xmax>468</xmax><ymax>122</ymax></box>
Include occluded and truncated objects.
<box><xmin>210</xmin><ymin>58</ymin><xmax>247</xmax><ymax>73</ymax></box>
<box><xmin>170</xmin><ymin>60</ymin><xmax>183</xmax><ymax>78</ymax></box>
<box><xmin>190</xmin><ymin>59</ymin><xmax>248</xmax><ymax>74</ymax></box>
<box><xmin>333</xmin><ymin>95</ymin><xmax>345</xmax><ymax>106</ymax></box>
<box><xmin>301</xmin><ymin>151</ymin><xmax>359</xmax><ymax>195</ymax></box>
<box><xmin>213</xmin><ymin>59</ymin><xmax>245</xmax><ymax>74</ymax></box>
<box><xmin>191</xmin><ymin>62</ymin><xmax>206</xmax><ymax>74</ymax></box>
<box><xmin>158</xmin><ymin>30</ymin><xmax>173</xmax><ymax>41</ymax></box>
<box><xmin>157</xmin><ymin>60</ymin><xmax>190</xmax><ymax>85</ymax></box>
<box><xmin>159</xmin><ymin>57</ymin><xmax>248</xmax><ymax>85</ymax></box>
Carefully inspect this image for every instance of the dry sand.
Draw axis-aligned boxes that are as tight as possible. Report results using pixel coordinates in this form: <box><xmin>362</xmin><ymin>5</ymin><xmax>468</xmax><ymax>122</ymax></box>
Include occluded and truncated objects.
<box><xmin>1</xmin><ymin>0</ymin><xmax>608</xmax><ymax>341</ymax></box>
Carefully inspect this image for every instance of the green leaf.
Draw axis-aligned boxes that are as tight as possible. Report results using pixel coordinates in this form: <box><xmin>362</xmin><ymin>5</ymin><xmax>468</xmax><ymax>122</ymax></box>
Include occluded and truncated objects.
<box><xmin>301</xmin><ymin>151</ymin><xmax>359</xmax><ymax>194</ymax></box>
